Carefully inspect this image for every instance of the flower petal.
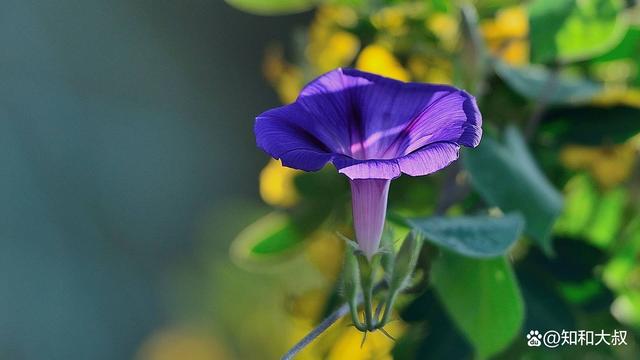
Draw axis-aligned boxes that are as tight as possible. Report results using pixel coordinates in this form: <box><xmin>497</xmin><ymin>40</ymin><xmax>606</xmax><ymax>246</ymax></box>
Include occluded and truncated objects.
<box><xmin>398</xmin><ymin>90</ymin><xmax>482</xmax><ymax>155</ymax></box>
<box><xmin>335</xmin><ymin>68</ymin><xmax>481</xmax><ymax>159</ymax></box>
<box><xmin>333</xmin><ymin>155</ymin><xmax>401</xmax><ymax>180</ymax></box>
<box><xmin>255</xmin><ymin>102</ymin><xmax>333</xmax><ymax>171</ymax></box>
<box><xmin>342</xmin><ymin>69</ymin><xmax>461</xmax><ymax>158</ymax></box>
<box><xmin>398</xmin><ymin>142</ymin><xmax>461</xmax><ymax>176</ymax></box>
<box><xmin>296</xmin><ymin>68</ymin><xmax>482</xmax><ymax>159</ymax></box>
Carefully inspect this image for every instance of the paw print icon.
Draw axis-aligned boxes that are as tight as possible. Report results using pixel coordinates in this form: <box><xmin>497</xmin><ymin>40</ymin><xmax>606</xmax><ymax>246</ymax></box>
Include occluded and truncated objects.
<box><xmin>527</xmin><ymin>330</ymin><xmax>542</xmax><ymax>347</ymax></box>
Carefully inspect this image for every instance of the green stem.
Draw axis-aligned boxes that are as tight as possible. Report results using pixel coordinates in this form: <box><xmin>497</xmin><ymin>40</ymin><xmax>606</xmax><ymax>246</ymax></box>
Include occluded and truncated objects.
<box><xmin>358</xmin><ymin>254</ymin><xmax>380</xmax><ymax>330</ymax></box>
<box><xmin>362</xmin><ymin>278</ymin><xmax>375</xmax><ymax>329</ymax></box>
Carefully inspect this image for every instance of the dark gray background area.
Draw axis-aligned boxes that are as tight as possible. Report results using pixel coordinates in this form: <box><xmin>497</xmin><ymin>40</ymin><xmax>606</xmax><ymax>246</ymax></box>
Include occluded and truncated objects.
<box><xmin>0</xmin><ymin>1</ymin><xmax>308</xmax><ymax>359</ymax></box>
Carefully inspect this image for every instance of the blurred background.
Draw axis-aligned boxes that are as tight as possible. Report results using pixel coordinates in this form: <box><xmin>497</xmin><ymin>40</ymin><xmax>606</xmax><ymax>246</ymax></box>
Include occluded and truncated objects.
<box><xmin>2</xmin><ymin>0</ymin><xmax>640</xmax><ymax>359</ymax></box>
<box><xmin>0</xmin><ymin>1</ymin><xmax>309</xmax><ymax>359</ymax></box>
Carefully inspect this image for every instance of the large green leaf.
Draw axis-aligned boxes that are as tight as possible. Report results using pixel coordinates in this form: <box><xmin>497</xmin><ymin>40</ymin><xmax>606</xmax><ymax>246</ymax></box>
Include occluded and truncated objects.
<box><xmin>407</xmin><ymin>214</ymin><xmax>524</xmax><ymax>258</ymax></box>
<box><xmin>529</xmin><ymin>0</ymin><xmax>627</xmax><ymax>63</ymax></box>
<box><xmin>432</xmin><ymin>253</ymin><xmax>524</xmax><ymax>359</ymax></box>
<box><xmin>463</xmin><ymin>127</ymin><xmax>563</xmax><ymax>253</ymax></box>
<box><xmin>494</xmin><ymin>60</ymin><xmax>601</xmax><ymax>104</ymax></box>
<box><xmin>225</xmin><ymin>0</ymin><xmax>317</xmax><ymax>15</ymax></box>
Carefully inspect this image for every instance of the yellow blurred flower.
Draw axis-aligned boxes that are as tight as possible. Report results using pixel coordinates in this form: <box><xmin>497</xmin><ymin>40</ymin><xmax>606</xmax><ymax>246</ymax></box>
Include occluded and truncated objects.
<box><xmin>273</xmin><ymin>67</ymin><xmax>304</xmax><ymax>104</ymax></box>
<box><xmin>136</xmin><ymin>327</ymin><xmax>231</xmax><ymax>360</ymax></box>
<box><xmin>260</xmin><ymin>159</ymin><xmax>300</xmax><ymax>207</ymax></box>
<box><xmin>407</xmin><ymin>55</ymin><xmax>453</xmax><ymax>84</ymax></box>
<box><xmin>305</xmin><ymin>231</ymin><xmax>344</xmax><ymax>281</ymax></box>
<box><xmin>481</xmin><ymin>6</ymin><xmax>529</xmax><ymax>65</ymax></box>
<box><xmin>263</xmin><ymin>46</ymin><xmax>304</xmax><ymax>104</ymax></box>
<box><xmin>309</xmin><ymin>31</ymin><xmax>360</xmax><ymax>73</ymax></box>
<box><xmin>286</xmin><ymin>288</ymin><xmax>329</xmax><ymax>321</ymax></box>
<box><xmin>592</xmin><ymin>59</ymin><xmax>638</xmax><ymax>83</ymax></box>
<box><xmin>561</xmin><ymin>142</ymin><xmax>638</xmax><ymax>188</ymax></box>
<box><xmin>356</xmin><ymin>44</ymin><xmax>410</xmax><ymax>81</ymax></box>
<box><xmin>371</xmin><ymin>7</ymin><xmax>408</xmax><ymax>36</ymax></box>
<box><xmin>263</xmin><ymin>46</ymin><xmax>286</xmax><ymax>81</ymax></box>
<box><xmin>327</xmin><ymin>320</ymin><xmax>405</xmax><ymax>360</ymax></box>
<box><xmin>590</xmin><ymin>60</ymin><xmax>640</xmax><ymax>107</ymax></box>
<box><xmin>316</xmin><ymin>5</ymin><xmax>358</xmax><ymax>28</ymax></box>
<box><xmin>426</xmin><ymin>13</ymin><xmax>459</xmax><ymax>52</ymax></box>
<box><xmin>307</xmin><ymin>6</ymin><xmax>360</xmax><ymax>73</ymax></box>
<box><xmin>592</xmin><ymin>86</ymin><xmax>640</xmax><ymax>108</ymax></box>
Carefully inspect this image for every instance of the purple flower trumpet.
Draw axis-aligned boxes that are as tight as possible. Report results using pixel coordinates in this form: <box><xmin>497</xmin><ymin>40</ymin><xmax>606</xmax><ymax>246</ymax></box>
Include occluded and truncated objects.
<box><xmin>255</xmin><ymin>68</ymin><xmax>482</xmax><ymax>259</ymax></box>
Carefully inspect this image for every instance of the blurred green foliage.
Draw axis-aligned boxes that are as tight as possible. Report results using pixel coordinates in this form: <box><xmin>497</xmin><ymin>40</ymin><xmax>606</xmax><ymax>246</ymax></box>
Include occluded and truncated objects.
<box><xmin>223</xmin><ymin>0</ymin><xmax>640</xmax><ymax>358</ymax></box>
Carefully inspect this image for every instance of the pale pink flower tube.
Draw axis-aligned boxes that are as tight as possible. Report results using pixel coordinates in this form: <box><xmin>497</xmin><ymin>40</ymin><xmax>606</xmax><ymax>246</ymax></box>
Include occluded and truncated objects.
<box><xmin>350</xmin><ymin>178</ymin><xmax>391</xmax><ymax>259</ymax></box>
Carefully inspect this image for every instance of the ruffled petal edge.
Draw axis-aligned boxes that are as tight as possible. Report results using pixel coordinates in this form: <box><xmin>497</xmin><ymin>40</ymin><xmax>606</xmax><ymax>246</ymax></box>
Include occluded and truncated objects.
<box><xmin>332</xmin><ymin>141</ymin><xmax>461</xmax><ymax>180</ymax></box>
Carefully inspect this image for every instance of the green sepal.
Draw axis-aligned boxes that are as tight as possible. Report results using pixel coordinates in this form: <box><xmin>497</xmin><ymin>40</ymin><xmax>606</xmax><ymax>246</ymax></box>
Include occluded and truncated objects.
<box><xmin>389</xmin><ymin>231</ymin><xmax>423</xmax><ymax>293</ymax></box>
<box><xmin>379</xmin><ymin>229</ymin><xmax>395</xmax><ymax>280</ymax></box>
<box><xmin>342</xmin><ymin>244</ymin><xmax>360</xmax><ymax>307</ymax></box>
<box><xmin>342</xmin><ymin>239</ymin><xmax>366</xmax><ymax>331</ymax></box>
<box><xmin>375</xmin><ymin>231</ymin><xmax>424</xmax><ymax>328</ymax></box>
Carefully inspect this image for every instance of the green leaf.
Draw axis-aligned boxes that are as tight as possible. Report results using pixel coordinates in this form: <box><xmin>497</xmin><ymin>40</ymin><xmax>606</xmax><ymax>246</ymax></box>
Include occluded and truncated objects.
<box><xmin>494</xmin><ymin>60</ymin><xmax>601</xmax><ymax>104</ymax></box>
<box><xmin>406</xmin><ymin>214</ymin><xmax>524</xmax><ymax>258</ymax></box>
<box><xmin>529</xmin><ymin>0</ymin><xmax>627</xmax><ymax>63</ymax></box>
<box><xmin>231</xmin><ymin>212</ymin><xmax>303</xmax><ymax>266</ymax></box>
<box><xmin>225</xmin><ymin>0</ymin><xmax>317</xmax><ymax>15</ymax></box>
<box><xmin>432</xmin><ymin>253</ymin><xmax>524</xmax><ymax>359</ymax></box>
<box><xmin>463</xmin><ymin>127</ymin><xmax>563</xmax><ymax>253</ymax></box>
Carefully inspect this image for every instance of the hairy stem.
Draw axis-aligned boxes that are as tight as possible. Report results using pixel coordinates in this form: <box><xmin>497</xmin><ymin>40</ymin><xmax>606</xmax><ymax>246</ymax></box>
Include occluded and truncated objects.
<box><xmin>362</xmin><ymin>279</ymin><xmax>375</xmax><ymax>328</ymax></box>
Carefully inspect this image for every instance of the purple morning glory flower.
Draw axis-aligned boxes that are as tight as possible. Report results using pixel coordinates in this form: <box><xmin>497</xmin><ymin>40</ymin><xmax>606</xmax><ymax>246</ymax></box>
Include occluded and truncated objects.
<box><xmin>255</xmin><ymin>68</ymin><xmax>482</xmax><ymax>259</ymax></box>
